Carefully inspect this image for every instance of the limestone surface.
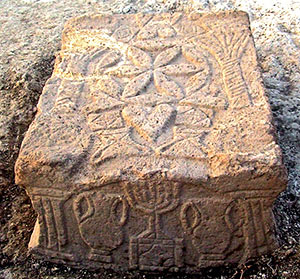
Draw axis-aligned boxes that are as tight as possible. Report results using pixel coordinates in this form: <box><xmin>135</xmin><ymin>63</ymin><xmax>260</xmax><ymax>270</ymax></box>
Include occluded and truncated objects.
<box><xmin>15</xmin><ymin>12</ymin><xmax>287</xmax><ymax>272</ymax></box>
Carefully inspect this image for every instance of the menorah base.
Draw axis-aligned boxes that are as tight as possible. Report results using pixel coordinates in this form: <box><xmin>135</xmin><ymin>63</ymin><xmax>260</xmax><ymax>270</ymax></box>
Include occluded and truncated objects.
<box><xmin>129</xmin><ymin>237</ymin><xmax>183</xmax><ymax>271</ymax></box>
<box><xmin>88</xmin><ymin>249</ymin><xmax>112</xmax><ymax>263</ymax></box>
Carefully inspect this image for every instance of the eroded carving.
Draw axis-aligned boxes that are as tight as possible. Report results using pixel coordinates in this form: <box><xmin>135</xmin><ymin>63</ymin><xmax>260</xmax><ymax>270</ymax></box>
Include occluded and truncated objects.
<box><xmin>122</xmin><ymin>104</ymin><xmax>176</xmax><ymax>143</ymax></box>
<box><xmin>180</xmin><ymin>198</ymin><xmax>241</xmax><ymax>266</ymax></box>
<box><xmin>193</xmin><ymin>22</ymin><xmax>251</xmax><ymax>108</ymax></box>
<box><xmin>123</xmin><ymin>180</ymin><xmax>183</xmax><ymax>270</ymax></box>
<box><xmin>73</xmin><ymin>192</ymin><xmax>128</xmax><ymax>263</ymax></box>
<box><xmin>241</xmin><ymin>198</ymin><xmax>275</xmax><ymax>260</ymax></box>
<box><xmin>82</xmin><ymin>38</ymin><xmax>225</xmax><ymax>163</ymax></box>
<box><xmin>14</xmin><ymin>12</ymin><xmax>287</xmax><ymax>272</ymax></box>
<box><xmin>31</xmin><ymin>194</ymin><xmax>70</xmax><ymax>257</ymax></box>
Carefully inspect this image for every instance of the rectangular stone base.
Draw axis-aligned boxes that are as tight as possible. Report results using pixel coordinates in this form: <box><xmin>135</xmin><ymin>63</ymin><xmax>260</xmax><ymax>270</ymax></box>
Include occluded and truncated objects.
<box><xmin>15</xmin><ymin>11</ymin><xmax>287</xmax><ymax>272</ymax></box>
<box><xmin>23</xmin><ymin>178</ymin><xmax>284</xmax><ymax>272</ymax></box>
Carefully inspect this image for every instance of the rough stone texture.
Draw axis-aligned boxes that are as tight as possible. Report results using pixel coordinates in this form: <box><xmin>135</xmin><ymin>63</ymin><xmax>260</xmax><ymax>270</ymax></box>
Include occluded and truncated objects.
<box><xmin>15</xmin><ymin>12</ymin><xmax>287</xmax><ymax>272</ymax></box>
<box><xmin>0</xmin><ymin>1</ymin><xmax>300</xmax><ymax>278</ymax></box>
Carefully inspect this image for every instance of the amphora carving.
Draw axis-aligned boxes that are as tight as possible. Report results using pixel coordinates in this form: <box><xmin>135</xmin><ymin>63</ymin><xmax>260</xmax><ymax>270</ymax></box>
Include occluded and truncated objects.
<box><xmin>73</xmin><ymin>192</ymin><xmax>128</xmax><ymax>263</ymax></box>
<box><xmin>181</xmin><ymin>198</ymin><xmax>239</xmax><ymax>265</ymax></box>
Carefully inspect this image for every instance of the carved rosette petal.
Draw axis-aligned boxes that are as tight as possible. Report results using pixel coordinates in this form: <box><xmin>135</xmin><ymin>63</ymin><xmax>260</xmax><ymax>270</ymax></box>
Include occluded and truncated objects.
<box><xmin>122</xmin><ymin>71</ymin><xmax>152</xmax><ymax>99</ymax></box>
<box><xmin>105</xmin><ymin>65</ymin><xmax>145</xmax><ymax>78</ymax></box>
<box><xmin>132</xmin><ymin>39</ymin><xmax>177</xmax><ymax>51</ymax></box>
<box><xmin>122</xmin><ymin>104</ymin><xmax>176</xmax><ymax>143</ymax></box>
<box><xmin>154</xmin><ymin>70</ymin><xmax>184</xmax><ymax>99</ymax></box>
<box><xmin>161</xmin><ymin>136</ymin><xmax>207</xmax><ymax>159</ymax></box>
<box><xmin>154</xmin><ymin>46</ymin><xmax>181</xmax><ymax>68</ymax></box>
<box><xmin>97</xmin><ymin>76</ymin><xmax>123</xmax><ymax>97</ymax></box>
<box><xmin>137</xmin><ymin>23</ymin><xmax>159</xmax><ymax>40</ymax></box>
<box><xmin>127</xmin><ymin>46</ymin><xmax>152</xmax><ymax>69</ymax></box>
<box><xmin>97</xmin><ymin>51</ymin><xmax>121</xmax><ymax>69</ymax></box>
<box><xmin>176</xmin><ymin>106</ymin><xmax>211</xmax><ymax>128</ymax></box>
<box><xmin>160</xmin><ymin>64</ymin><xmax>200</xmax><ymax>76</ymax></box>
<box><xmin>86</xmin><ymin>91</ymin><xmax>123</xmax><ymax>112</ymax></box>
<box><xmin>137</xmin><ymin>19</ymin><xmax>177</xmax><ymax>40</ymax></box>
<box><xmin>92</xmin><ymin>133</ymin><xmax>144</xmax><ymax>165</ymax></box>
<box><xmin>182</xmin><ymin>46</ymin><xmax>207</xmax><ymax>66</ymax></box>
<box><xmin>86</xmin><ymin>109</ymin><xmax>124</xmax><ymax>132</ymax></box>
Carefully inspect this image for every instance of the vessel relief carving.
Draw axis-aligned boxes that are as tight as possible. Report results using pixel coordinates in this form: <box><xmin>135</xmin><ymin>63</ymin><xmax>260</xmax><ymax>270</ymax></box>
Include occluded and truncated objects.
<box><xmin>73</xmin><ymin>191</ymin><xmax>129</xmax><ymax>263</ymax></box>
<box><xmin>180</xmin><ymin>198</ymin><xmax>242</xmax><ymax>265</ymax></box>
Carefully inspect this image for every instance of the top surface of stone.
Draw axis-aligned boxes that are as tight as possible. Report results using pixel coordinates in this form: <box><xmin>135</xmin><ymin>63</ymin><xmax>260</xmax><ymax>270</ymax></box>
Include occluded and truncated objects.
<box><xmin>15</xmin><ymin>11</ymin><xmax>285</xmax><ymax>189</ymax></box>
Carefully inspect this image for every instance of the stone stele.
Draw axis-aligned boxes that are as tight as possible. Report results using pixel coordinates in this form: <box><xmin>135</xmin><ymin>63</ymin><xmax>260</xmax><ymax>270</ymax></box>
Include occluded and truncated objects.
<box><xmin>15</xmin><ymin>11</ymin><xmax>287</xmax><ymax>272</ymax></box>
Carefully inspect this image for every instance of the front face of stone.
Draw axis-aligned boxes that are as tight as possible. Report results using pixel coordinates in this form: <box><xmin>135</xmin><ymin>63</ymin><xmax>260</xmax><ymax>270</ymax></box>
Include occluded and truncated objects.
<box><xmin>15</xmin><ymin>12</ymin><xmax>287</xmax><ymax>272</ymax></box>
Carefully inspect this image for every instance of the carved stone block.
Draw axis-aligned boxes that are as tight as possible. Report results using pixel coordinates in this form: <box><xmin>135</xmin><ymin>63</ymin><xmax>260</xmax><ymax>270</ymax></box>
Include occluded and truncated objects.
<box><xmin>15</xmin><ymin>11</ymin><xmax>287</xmax><ymax>272</ymax></box>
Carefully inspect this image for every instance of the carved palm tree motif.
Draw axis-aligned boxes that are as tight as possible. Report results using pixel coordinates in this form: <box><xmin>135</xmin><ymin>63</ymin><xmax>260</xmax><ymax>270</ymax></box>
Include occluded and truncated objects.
<box><xmin>192</xmin><ymin>23</ymin><xmax>251</xmax><ymax>108</ymax></box>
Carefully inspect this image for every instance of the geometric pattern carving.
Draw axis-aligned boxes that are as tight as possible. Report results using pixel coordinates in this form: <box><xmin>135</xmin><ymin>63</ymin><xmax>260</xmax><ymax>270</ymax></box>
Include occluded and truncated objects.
<box><xmin>14</xmin><ymin>11</ymin><xmax>287</xmax><ymax>273</ymax></box>
<box><xmin>82</xmin><ymin>16</ymin><xmax>230</xmax><ymax>165</ymax></box>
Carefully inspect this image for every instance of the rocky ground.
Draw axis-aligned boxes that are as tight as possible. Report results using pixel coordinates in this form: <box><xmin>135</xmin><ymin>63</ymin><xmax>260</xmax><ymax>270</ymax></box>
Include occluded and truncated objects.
<box><xmin>0</xmin><ymin>0</ymin><xmax>300</xmax><ymax>278</ymax></box>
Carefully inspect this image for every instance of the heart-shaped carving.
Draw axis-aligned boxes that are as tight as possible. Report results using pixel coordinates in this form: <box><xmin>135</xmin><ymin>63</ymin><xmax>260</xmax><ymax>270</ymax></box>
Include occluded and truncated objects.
<box><xmin>122</xmin><ymin>104</ymin><xmax>176</xmax><ymax>143</ymax></box>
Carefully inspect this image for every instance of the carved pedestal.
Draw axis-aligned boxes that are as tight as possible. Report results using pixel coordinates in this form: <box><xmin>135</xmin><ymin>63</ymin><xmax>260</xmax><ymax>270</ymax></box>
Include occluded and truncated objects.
<box><xmin>15</xmin><ymin>11</ymin><xmax>287</xmax><ymax>272</ymax></box>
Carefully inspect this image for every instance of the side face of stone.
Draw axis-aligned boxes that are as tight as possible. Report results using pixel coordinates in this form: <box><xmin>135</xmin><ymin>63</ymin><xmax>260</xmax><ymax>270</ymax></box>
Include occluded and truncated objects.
<box><xmin>15</xmin><ymin>12</ymin><xmax>287</xmax><ymax>272</ymax></box>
